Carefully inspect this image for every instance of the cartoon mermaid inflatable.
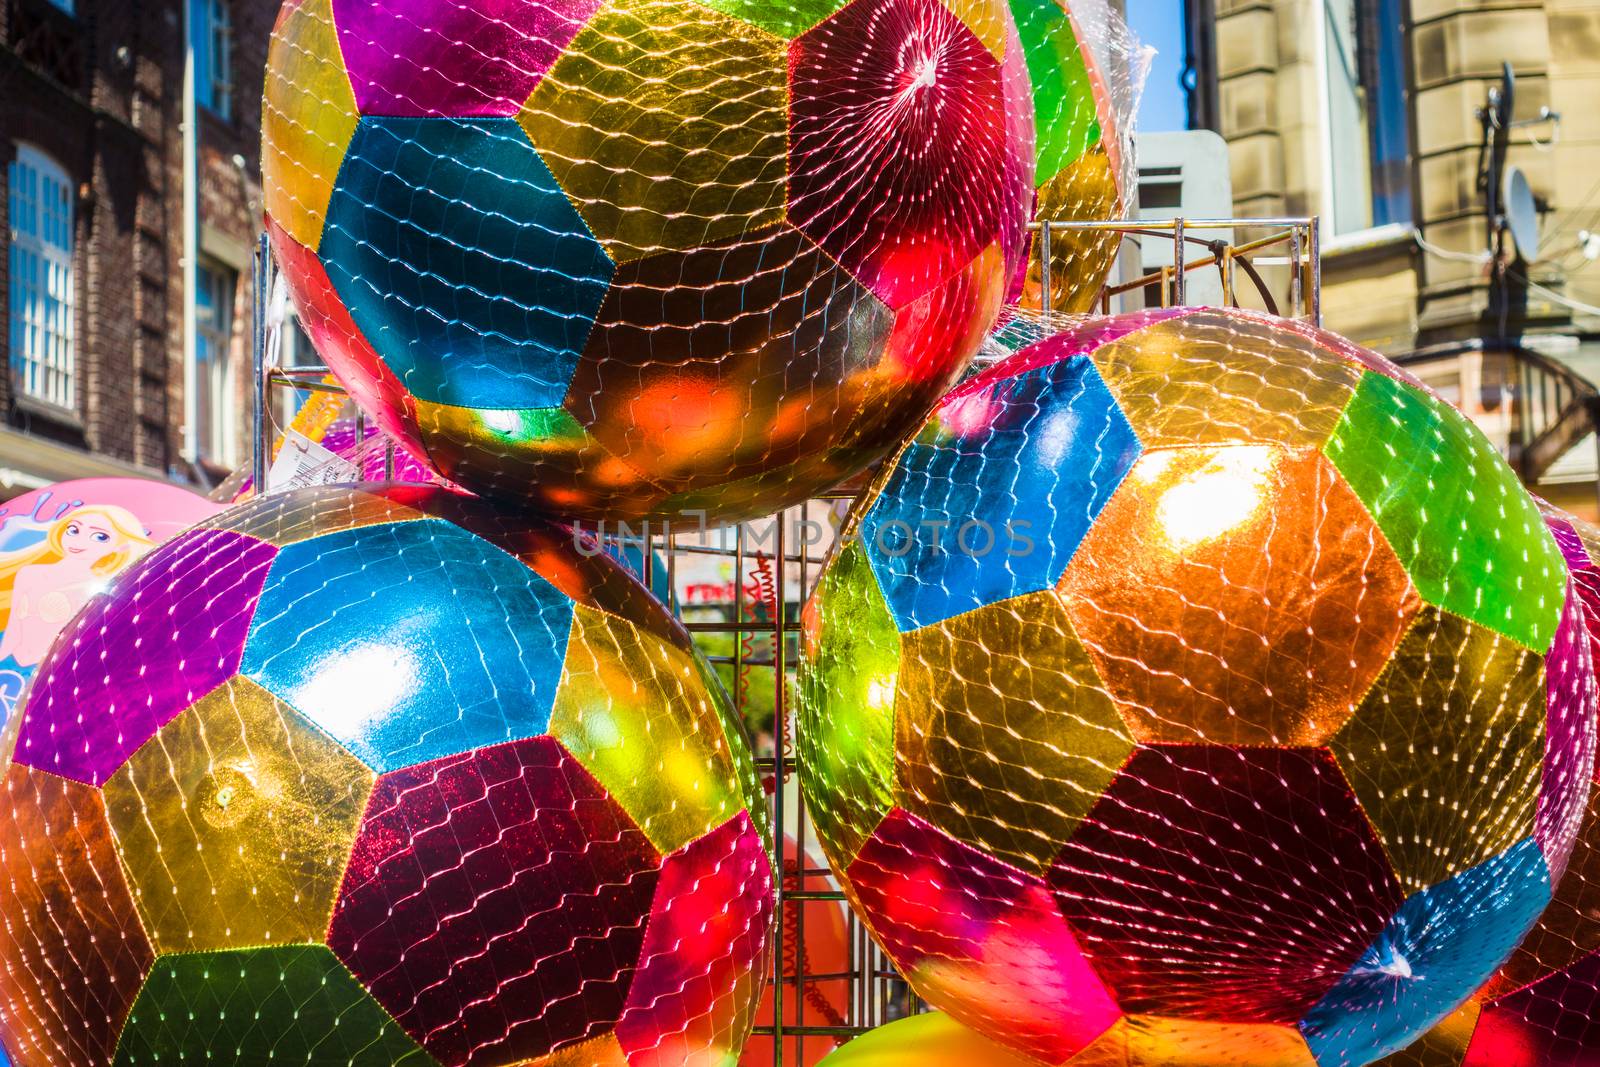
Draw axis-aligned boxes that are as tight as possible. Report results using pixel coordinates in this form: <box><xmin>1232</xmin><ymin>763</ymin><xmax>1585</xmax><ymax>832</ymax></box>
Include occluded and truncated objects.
<box><xmin>0</xmin><ymin>504</ymin><xmax>155</xmax><ymax>719</ymax></box>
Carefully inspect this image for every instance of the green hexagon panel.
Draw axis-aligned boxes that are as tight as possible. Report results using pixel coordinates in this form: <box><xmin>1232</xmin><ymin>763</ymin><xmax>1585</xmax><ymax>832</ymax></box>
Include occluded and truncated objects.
<box><xmin>113</xmin><ymin>945</ymin><xmax>436</xmax><ymax>1065</ymax></box>
<box><xmin>690</xmin><ymin>0</ymin><xmax>852</xmax><ymax>41</ymax></box>
<box><xmin>518</xmin><ymin>0</ymin><xmax>788</xmax><ymax>264</ymax></box>
<box><xmin>1325</xmin><ymin>370</ymin><xmax>1566</xmax><ymax>652</ymax></box>
<box><xmin>103</xmin><ymin>676</ymin><xmax>375</xmax><ymax>955</ymax></box>
<box><xmin>1007</xmin><ymin>0</ymin><xmax>1097</xmax><ymax>183</ymax></box>
<box><xmin>894</xmin><ymin>590</ymin><xmax>1135</xmax><ymax>878</ymax></box>
<box><xmin>1328</xmin><ymin>606</ymin><xmax>1547</xmax><ymax>894</ymax></box>
<box><xmin>798</xmin><ymin>539</ymin><xmax>901</xmax><ymax>867</ymax></box>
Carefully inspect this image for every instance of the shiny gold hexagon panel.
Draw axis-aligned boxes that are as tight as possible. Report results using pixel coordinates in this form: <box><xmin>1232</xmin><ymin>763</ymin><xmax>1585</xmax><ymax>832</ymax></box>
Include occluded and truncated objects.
<box><xmin>102</xmin><ymin>676</ymin><xmax>376</xmax><ymax>955</ymax></box>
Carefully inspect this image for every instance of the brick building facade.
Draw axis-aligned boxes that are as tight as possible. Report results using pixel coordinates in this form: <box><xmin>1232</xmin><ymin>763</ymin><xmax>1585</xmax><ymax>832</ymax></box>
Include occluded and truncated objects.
<box><xmin>0</xmin><ymin>0</ymin><xmax>268</xmax><ymax>495</ymax></box>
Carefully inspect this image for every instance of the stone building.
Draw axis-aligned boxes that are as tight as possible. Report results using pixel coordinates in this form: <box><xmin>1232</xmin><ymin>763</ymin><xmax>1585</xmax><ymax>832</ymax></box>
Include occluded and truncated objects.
<box><xmin>1212</xmin><ymin>0</ymin><xmax>1600</xmax><ymax>515</ymax></box>
<box><xmin>0</xmin><ymin>0</ymin><xmax>269</xmax><ymax>496</ymax></box>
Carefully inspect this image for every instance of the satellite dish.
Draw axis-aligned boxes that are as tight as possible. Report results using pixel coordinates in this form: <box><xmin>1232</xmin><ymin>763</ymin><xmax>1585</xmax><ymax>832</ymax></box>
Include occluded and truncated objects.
<box><xmin>1503</xmin><ymin>163</ymin><xmax>1540</xmax><ymax>260</ymax></box>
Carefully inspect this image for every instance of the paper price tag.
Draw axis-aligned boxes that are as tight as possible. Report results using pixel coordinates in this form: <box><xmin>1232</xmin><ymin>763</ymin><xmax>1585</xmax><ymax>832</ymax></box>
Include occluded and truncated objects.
<box><xmin>266</xmin><ymin>430</ymin><xmax>361</xmax><ymax>493</ymax></box>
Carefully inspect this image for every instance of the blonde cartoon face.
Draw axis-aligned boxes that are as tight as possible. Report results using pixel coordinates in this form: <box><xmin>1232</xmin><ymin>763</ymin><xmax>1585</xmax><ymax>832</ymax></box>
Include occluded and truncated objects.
<box><xmin>59</xmin><ymin>514</ymin><xmax>127</xmax><ymax>567</ymax></box>
<box><xmin>0</xmin><ymin>504</ymin><xmax>157</xmax><ymax>672</ymax></box>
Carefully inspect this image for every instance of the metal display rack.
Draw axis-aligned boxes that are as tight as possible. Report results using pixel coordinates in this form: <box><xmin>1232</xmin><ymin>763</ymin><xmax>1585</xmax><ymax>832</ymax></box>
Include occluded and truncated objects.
<box><xmin>1037</xmin><ymin>217</ymin><xmax>1322</xmax><ymax>324</ymax></box>
<box><xmin>249</xmin><ymin>216</ymin><xmax>1324</xmax><ymax>1065</ymax></box>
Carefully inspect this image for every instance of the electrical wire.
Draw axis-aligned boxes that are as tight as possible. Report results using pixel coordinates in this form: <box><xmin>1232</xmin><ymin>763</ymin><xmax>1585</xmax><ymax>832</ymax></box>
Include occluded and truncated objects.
<box><xmin>1413</xmin><ymin>231</ymin><xmax>1492</xmax><ymax>265</ymax></box>
<box><xmin>1509</xmin><ymin>271</ymin><xmax>1600</xmax><ymax>318</ymax></box>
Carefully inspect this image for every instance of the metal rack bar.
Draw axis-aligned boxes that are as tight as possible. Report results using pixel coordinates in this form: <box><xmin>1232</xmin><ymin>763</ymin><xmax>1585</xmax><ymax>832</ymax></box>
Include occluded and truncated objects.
<box><xmin>251</xmin><ymin>234</ymin><xmax>273</xmax><ymax>492</ymax></box>
<box><xmin>1032</xmin><ymin>216</ymin><xmax>1320</xmax><ymax>229</ymax></box>
<box><xmin>1029</xmin><ymin>216</ymin><xmax>1322</xmax><ymax>322</ymax></box>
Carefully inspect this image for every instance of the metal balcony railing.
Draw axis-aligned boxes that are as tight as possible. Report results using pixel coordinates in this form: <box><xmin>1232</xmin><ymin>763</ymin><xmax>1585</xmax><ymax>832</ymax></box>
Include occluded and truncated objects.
<box><xmin>1396</xmin><ymin>338</ymin><xmax>1600</xmax><ymax>497</ymax></box>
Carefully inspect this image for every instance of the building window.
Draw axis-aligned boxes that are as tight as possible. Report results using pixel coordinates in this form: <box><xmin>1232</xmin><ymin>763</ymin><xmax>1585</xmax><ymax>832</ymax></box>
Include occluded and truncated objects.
<box><xmin>191</xmin><ymin>0</ymin><xmax>233</xmax><ymax>118</ymax></box>
<box><xmin>1322</xmin><ymin>0</ymin><xmax>1412</xmax><ymax>233</ymax></box>
<box><xmin>196</xmin><ymin>259</ymin><xmax>239</xmax><ymax>467</ymax></box>
<box><xmin>7</xmin><ymin>145</ymin><xmax>76</xmax><ymax>412</ymax></box>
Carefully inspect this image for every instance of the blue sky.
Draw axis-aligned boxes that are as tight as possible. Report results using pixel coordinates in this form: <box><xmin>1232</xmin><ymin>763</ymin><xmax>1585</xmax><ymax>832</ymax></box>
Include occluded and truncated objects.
<box><xmin>1125</xmin><ymin>0</ymin><xmax>1189</xmax><ymax>132</ymax></box>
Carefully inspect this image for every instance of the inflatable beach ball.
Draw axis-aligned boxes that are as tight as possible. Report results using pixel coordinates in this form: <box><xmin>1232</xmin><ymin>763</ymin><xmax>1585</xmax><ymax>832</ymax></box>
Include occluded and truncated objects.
<box><xmin>799</xmin><ymin>307</ymin><xmax>1595</xmax><ymax>1067</ymax></box>
<box><xmin>262</xmin><ymin>0</ymin><xmax>1036</xmax><ymax>523</ymax></box>
<box><xmin>0</xmin><ymin>485</ymin><xmax>772</xmax><ymax>1067</ymax></box>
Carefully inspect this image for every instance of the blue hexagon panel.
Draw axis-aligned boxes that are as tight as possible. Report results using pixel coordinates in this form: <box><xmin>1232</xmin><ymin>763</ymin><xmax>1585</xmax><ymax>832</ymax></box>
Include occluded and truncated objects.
<box><xmin>1297</xmin><ymin>836</ymin><xmax>1552</xmax><ymax>1067</ymax></box>
<box><xmin>320</xmin><ymin>116</ymin><xmax>615</xmax><ymax>410</ymax></box>
<box><xmin>241</xmin><ymin>519</ymin><xmax>575</xmax><ymax>773</ymax></box>
<box><xmin>860</xmin><ymin>355</ymin><xmax>1141</xmax><ymax>632</ymax></box>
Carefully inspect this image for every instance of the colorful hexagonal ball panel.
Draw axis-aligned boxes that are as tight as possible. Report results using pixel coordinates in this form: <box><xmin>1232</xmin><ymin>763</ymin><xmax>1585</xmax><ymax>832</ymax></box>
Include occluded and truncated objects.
<box><xmin>328</xmin><ymin>736</ymin><xmax>664</xmax><ymax>1065</ymax></box>
<box><xmin>798</xmin><ymin>540</ymin><xmax>901</xmax><ymax>867</ymax></box>
<box><xmin>319</xmin><ymin>116</ymin><xmax>615</xmax><ymax>412</ymax></box>
<box><xmin>787</xmin><ymin>0</ymin><xmax>1010</xmax><ymax>310</ymax></box>
<box><xmin>1328</xmin><ymin>608</ymin><xmax>1549</xmax><ymax>894</ymax></box>
<box><xmin>102</xmin><ymin>676</ymin><xmax>376</xmax><ymax>955</ymax></box>
<box><xmin>1084</xmin><ymin>308</ymin><xmax>1366</xmax><ymax>450</ymax></box>
<box><xmin>240</xmin><ymin>516</ymin><xmax>575</xmax><ymax>773</ymax></box>
<box><xmin>330</xmin><ymin>0</ymin><xmax>603</xmax><ymax>118</ymax></box>
<box><xmin>0</xmin><ymin>763</ymin><xmax>153</xmax><ymax>1067</ymax></box>
<box><xmin>1325</xmin><ymin>369</ymin><xmax>1566</xmax><ymax>652</ymax></box>
<box><xmin>1540</xmin><ymin>498</ymin><xmax>1600</xmax><ymax>663</ymax></box>
<box><xmin>1299</xmin><ymin>839</ymin><xmax>1553</xmax><ymax>1067</ymax></box>
<box><xmin>15</xmin><ymin>527</ymin><xmax>277</xmax><ymax>787</ymax></box>
<box><xmin>112</xmin><ymin>946</ymin><xmax>435</xmax><ymax>1066</ymax></box>
<box><xmin>262</xmin><ymin>0</ymin><xmax>360</xmax><ymax>250</ymax></box>
<box><xmin>894</xmin><ymin>591</ymin><xmax>1134</xmax><ymax>877</ymax></box>
<box><xmin>859</xmin><ymin>347</ymin><xmax>1140</xmax><ymax>632</ymax></box>
<box><xmin>548</xmin><ymin>605</ymin><xmax>750</xmax><ymax>856</ymax></box>
<box><xmin>518</xmin><ymin>0</ymin><xmax>789</xmax><ymax>264</ymax></box>
<box><xmin>1536</xmin><ymin>578</ymin><xmax>1598</xmax><ymax>876</ymax></box>
<box><xmin>1057</xmin><ymin>444</ymin><xmax>1421</xmax><ymax>748</ymax></box>
<box><xmin>1049</xmin><ymin>745</ymin><xmax>1405</xmax><ymax>1026</ymax></box>
<box><xmin>613</xmin><ymin>811</ymin><xmax>773</xmax><ymax>1066</ymax></box>
<box><xmin>847</xmin><ymin>808</ymin><xmax>1121</xmax><ymax>1064</ymax></box>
